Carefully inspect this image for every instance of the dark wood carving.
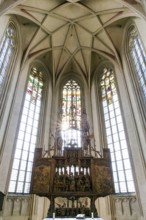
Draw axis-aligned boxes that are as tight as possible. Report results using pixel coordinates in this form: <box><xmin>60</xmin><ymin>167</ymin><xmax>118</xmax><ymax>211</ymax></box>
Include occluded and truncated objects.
<box><xmin>93</xmin><ymin>160</ymin><xmax>113</xmax><ymax>195</ymax></box>
<box><xmin>30</xmin><ymin>147</ymin><xmax>114</xmax><ymax>217</ymax></box>
<box><xmin>31</xmin><ymin>158</ymin><xmax>51</xmax><ymax>194</ymax></box>
<box><xmin>0</xmin><ymin>192</ymin><xmax>5</xmax><ymax>211</ymax></box>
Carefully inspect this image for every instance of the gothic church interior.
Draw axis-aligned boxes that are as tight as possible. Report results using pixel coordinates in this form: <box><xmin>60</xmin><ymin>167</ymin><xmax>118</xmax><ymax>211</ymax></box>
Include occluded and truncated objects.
<box><xmin>0</xmin><ymin>0</ymin><xmax>146</xmax><ymax>220</ymax></box>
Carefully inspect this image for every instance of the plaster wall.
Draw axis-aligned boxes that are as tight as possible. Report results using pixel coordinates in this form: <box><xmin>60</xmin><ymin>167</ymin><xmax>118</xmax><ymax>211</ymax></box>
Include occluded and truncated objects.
<box><xmin>1</xmin><ymin>194</ymin><xmax>49</xmax><ymax>220</ymax></box>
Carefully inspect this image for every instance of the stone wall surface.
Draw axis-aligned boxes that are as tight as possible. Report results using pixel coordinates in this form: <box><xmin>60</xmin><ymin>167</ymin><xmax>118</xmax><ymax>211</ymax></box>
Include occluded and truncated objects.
<box><xmin>1</xmin><ymin>194</ymin><xmax>49</xmax><ymax>220</ymax></box>
<box><xmin>96</xmin><ymin>195</ymin><xmax>140</xmax><ymax>220</ymax></box>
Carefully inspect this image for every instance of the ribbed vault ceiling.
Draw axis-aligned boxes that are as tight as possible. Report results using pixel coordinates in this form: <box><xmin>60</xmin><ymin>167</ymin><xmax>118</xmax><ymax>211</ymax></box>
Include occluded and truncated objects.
<box><xmin>0</xmin><ymin>0</ymin><xmax>144</xmax><ymax>81</ymax></box>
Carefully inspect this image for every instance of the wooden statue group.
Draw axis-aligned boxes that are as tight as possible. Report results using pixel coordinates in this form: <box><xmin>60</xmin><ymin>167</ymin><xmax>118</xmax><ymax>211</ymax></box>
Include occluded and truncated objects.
<box><xmin>54</xmin><ymin>170</ymin><xmax>91</xmax><ymax>192</ymax></box>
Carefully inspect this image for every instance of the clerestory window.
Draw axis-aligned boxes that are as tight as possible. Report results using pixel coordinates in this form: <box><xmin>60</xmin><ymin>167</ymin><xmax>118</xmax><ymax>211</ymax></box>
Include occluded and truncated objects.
<box><xmin>99</xmin><ymin>66</ymin><xmax>135</xmax><ymax>193</ymax></box>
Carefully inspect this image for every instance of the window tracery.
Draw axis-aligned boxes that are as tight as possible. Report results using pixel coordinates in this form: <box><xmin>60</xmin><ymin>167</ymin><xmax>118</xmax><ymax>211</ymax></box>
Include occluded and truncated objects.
<box><xmin>0</xmin><ymin>22</ymin><xmax>17</xmax><ymax>119</ymax></box>
<box><xmin>128</xmin><ymin>26</ymin><xmax>146</xmax><ymax>99</ymax></box>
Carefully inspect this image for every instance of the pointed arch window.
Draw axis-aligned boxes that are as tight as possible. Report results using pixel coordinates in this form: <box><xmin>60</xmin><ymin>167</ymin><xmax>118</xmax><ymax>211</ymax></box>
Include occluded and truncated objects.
<box><xmin>9</xmin><ymin>66</ymin><xmax>46</xmax><ymax>193</ymax></box>
<box><xmin>61</xmin><ymin>80</ymin><xmax>81</xmax><ymax>149</ymax></box>
<box><xmin>99</xmin><ymin>67</ymin><xmax>135</xmax><ymax>193</ymax></box>
<box><xmin>128</xmin><ymin>26</ymin><xmax>146</xmax><ymax>101</ymax></box>
<box><xmin>0</xmin><ymin>23</ymin><xmax>17</xmax><ymax>110</ymax></box>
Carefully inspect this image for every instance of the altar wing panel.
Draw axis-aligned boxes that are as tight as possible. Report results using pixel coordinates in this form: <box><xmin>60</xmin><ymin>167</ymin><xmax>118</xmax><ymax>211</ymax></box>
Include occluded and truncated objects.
<box><xmin>31</xmin><ymin>158</ymin><xmax>52</xmax><ymax>194</ymax></box>
<box><xmin>30</xmin><ymin>148</ymin><xmax>114</xmax><ymax>197</ymax></box>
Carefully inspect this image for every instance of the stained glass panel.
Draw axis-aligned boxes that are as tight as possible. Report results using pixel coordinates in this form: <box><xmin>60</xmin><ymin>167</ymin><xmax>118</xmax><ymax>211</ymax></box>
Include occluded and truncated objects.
<box><xmin>61</xmin><ymin>80</ymin><xmax>81</xmax><ymax>149</ymax></box>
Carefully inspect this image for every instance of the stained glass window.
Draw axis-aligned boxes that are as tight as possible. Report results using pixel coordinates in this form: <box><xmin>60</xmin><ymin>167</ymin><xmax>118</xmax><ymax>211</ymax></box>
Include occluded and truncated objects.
<box><xmin>99</xmin><ymin>67</ymin><xmax>135</xmax><ymax>193</ymax></box>
<box><xmin>61</xmin><ymin>80</ymin><xmax>81</xmax><ymax>149</ymax></box>
<box><xmin>128</xmin><ymin>26</ymin><xmax>146</xmax><ymax>99</ymax></box>
<box><xmin>9</xmin><ymin>66</ymin><xmax>45</xmax><ymax>193</ymax></box>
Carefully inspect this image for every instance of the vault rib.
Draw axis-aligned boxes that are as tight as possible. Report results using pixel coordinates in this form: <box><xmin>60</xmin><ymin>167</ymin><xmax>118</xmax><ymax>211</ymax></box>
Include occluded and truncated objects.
<box><xmin>18</xmin><ymin>5</ymin><xmax>72</xmax><ymax>23</ymax></box>
<box><xmin>74</xmin><ymin>24</ymin><xmax>88</xmax><ymax>76</ymax></box>
<box><xmin>55</xmin><ymin>24</ymin><xmax>71</xmax><ymax>75</ymax></box>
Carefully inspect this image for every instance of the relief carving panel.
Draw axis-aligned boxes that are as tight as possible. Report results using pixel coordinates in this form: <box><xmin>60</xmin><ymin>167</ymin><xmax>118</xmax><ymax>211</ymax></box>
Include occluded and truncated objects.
<box><xmin>31</xmin><ymin>159</ymin><xmax>51</xmax><ymax>194</ymax></box>
<box><xmin>93</xmin><ymin>161</ymin><xmax>114</xmax><ymax>195</ymax></box>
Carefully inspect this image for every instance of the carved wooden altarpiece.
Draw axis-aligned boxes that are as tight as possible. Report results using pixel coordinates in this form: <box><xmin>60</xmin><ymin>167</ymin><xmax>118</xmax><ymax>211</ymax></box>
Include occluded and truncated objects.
<box><xmin>30</xmin><ymin>147</ymin><xmax>114</xmax><ymax>218</ymax></box>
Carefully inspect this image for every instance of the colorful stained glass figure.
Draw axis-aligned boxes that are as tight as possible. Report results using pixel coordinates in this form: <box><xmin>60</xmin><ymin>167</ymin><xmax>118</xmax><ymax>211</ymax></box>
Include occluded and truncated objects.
<box><xmin>61</xmin><ymin>80</ymin><xmax>81</xmax><ymax>149</ymax></box>
<box><xmin>100</xmin><ymin>70</ymin><xmax>114</xmax><ymax>105</ymax></box>
<box><xmin>26</xmin><ymin>69</ymin><xmax>44</xmax><ymax>104</ymax></box>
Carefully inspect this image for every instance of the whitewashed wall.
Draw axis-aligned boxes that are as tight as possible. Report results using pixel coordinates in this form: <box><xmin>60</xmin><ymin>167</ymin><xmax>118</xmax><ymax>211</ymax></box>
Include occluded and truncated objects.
<box><xmin>1</xmin><ymin>194</ymin><xmax>49</xmax><ymax>220</ymax></box>
<box><xmin>111</xmin><ymin>195</ymin><xmax>140</xmax><ymax>220</ymax></box>
<box><xmin>96</xmin><ymin>195</ymin><xmax>140</xmax><ymax>220</ymax></box>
